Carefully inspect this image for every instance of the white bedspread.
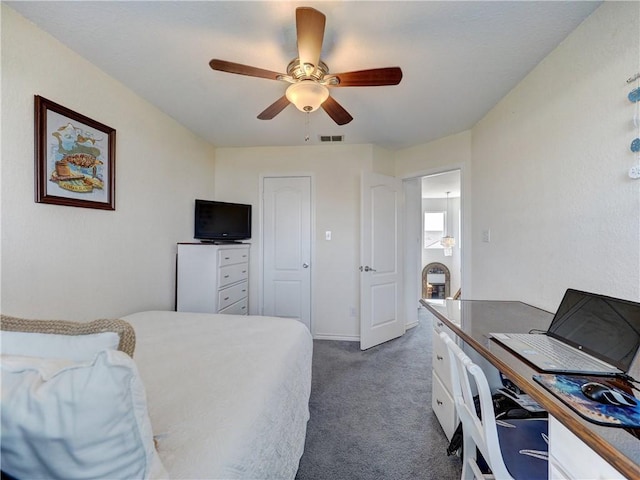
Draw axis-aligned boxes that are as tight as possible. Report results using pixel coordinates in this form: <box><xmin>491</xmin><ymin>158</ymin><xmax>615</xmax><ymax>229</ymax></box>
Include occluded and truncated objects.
<box><xmin>122</xmin><ymin>311</ymin><xmax>313</xmax><ymax>480</ymax></box>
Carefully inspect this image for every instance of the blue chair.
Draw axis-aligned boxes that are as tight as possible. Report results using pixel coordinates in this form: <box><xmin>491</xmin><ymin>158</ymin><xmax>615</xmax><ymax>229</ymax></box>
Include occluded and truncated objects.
<box><xmin>440</xmin><ymin>332</ymin><xmax>548</xmax><ymax>480</ymax></box>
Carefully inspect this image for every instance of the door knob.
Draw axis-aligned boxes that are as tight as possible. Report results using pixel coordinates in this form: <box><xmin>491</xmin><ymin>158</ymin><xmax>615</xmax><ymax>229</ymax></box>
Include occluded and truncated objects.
<box><xmin>302</xmin><ymin>263</ymin><xmax>309</xmax><ymax>268</ymax></box>
<box><xmin>359</xmin><ymin>266</ymin><xmax>377</xmax><ymax>272</ymax></box>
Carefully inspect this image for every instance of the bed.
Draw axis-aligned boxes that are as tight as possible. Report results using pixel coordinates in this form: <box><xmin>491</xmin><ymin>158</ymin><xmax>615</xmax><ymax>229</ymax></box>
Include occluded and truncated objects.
<box><xmin>122</xmin><ymin>310</ymin><xmax>313</xmax><ymax>479</ymax></box>
<box><xmin>0</xmin><ymin>311</ymin><xmax>313</xmax><ymax>480</ymax></box>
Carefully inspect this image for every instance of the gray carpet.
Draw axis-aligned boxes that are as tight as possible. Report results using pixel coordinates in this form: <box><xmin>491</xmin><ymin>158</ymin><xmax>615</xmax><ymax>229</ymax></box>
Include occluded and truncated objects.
<box><xmin>295</xmin><ymin>309</ymin><xmax>462</xmax><ymax>480</ymax></box>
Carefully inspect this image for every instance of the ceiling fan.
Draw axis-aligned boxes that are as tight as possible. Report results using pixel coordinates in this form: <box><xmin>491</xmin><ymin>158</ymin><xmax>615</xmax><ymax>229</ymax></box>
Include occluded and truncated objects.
<box><xmin>209</xmin><ymin>6</ymin><xmax>402</xmax><ymax>125</ymax></box>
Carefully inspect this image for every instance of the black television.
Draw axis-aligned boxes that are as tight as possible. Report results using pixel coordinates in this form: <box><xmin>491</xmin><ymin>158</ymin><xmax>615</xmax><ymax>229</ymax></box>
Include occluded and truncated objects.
<box><xmin>194</xmin><ymin>199</ymin><xmax>252</xmax><ymax>242</ymax></box>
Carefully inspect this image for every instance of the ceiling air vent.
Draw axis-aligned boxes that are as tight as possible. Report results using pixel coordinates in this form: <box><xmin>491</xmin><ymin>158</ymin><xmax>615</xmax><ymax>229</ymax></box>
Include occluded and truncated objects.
<box><xmin>319</xmin><ymin>135</ymin><xmax>344</xmax><ymax>143</ymax></box>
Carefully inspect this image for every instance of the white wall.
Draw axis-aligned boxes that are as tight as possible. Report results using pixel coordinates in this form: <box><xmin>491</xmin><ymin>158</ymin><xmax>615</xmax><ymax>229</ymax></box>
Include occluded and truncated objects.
<box><xmin>1</xmin><ymin>5</ymin><xmax>217</xmax><ymax>320</ymax></box>
<box><xmin>4</xmin><ymin>1</ymin><xmax>636</xmax><ymax>331</ymax></box>
<box><xmin>470</xmin><ymin>1</ymin><xmax>640</xmax><ymax>311</ymax></box>
<box><xmin>214</xmin><ymin>144</ymin><xmax>380</xmax><ymax>339</ymax></box>
<box><xmin>394</xmin><ymin>3</ymin><xmax>640</xmax><ymax>312</ymax></box>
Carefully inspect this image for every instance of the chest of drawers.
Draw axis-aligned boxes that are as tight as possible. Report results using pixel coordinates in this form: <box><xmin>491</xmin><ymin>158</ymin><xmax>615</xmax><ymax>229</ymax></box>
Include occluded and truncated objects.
<box><xmin>176</xmin><ymin>243</ymin><xmax>249</xmax><ymax>314</ymax></box>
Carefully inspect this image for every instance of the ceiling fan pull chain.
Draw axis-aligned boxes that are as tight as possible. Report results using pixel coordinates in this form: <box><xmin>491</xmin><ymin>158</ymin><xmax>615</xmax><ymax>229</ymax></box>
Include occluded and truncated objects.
<box><xmin>305</xmin><ymin>112</ymin><xmax>310</xmax><ymax>142</ymax></box>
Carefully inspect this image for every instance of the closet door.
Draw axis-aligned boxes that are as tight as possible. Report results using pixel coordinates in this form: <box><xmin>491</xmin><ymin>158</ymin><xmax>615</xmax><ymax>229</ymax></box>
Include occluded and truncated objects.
<box><xmin>262</xmin><ymin>176</ymin><xmax>312</xmax><ymax>330</ymax></box>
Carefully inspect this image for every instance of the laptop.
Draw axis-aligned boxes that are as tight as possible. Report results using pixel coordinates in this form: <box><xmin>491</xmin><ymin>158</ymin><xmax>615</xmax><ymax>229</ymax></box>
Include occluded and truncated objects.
<box><xmin>490</xmin><ymin>289</ymin><xmax>640</xmax><ymax>376</ymax></box>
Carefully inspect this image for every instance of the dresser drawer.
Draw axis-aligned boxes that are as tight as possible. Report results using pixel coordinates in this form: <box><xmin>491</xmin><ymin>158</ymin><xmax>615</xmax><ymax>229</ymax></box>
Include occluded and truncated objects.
<box><xmin>218</xmin><ymin>263</ymin><xmax>249</xmax><ymax>287</ymax></box>
<box><xmin>432</xmin><ymin>327</ymin><xmax>454</xmax><ymax>394</ymax></box>
<box><xmin>219</xmin><ymin>297</ymin><xmax>248</xmax><ymax>315</ymax></box>
<box><xmin>432</xmin><ymin>371</ymin><xmax>457</xmax><ymax>441</ymax></box>
<box><xmin>218</xmin><ymin>248</ymin><xmax>250</xmax><ymax>266</ymax></box>
<box><xmin>218</xmin><ymin>281</ymin><xmax>248</xmax><ymax>310</ymax></box>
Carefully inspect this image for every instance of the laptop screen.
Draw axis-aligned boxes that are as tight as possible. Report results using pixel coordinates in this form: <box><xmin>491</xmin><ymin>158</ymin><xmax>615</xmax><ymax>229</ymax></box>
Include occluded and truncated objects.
<box><xmin>548</xmin><ymin>289</ymin><xmax>640</xmax><ymax>372</ymax></box>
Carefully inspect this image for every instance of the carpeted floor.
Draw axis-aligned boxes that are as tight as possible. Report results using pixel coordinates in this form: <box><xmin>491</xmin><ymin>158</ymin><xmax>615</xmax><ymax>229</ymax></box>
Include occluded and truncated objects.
<box><xmin>295</xmin><ymin>309</ymin><xmax>462</xmax><ymax>480</ymax></box>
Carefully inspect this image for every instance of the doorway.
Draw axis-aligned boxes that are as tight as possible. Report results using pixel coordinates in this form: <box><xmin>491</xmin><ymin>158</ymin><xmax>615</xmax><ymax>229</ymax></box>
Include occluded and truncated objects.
<box><xmin>420</xmin><ymin>170</ymin><xmax>462</xmax><ymax>301</ymax></box>
<box><xmin>403</xmin><ymin>169</ymin><xmax>462</xmax><ymax>326</ymax></box>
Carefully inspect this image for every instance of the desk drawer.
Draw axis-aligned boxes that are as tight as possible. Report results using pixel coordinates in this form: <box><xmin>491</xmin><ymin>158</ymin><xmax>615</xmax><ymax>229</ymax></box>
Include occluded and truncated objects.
<box><xmin>218</xmin><ymin>263</ymin><xmax>249</xmax><ymax>287</ymax></box>
<box><xmin>219</xmin><ymin>298</ymin><xmax>248</xmax><ymax>315</ymax></box>
<box><xmin>432</xmin><ymin>371</ymin><xmax>457</xmax><ymax>441</ymax></box>
<box><xmin>432</xmin><ymin>327</ymin><xmax>454</xmax><ymax>394</ymax></box>
<box><xmin>218</xmin><ymin>248</ymin><xmax>249</xmax><ymax>266</ymax></box>
<box><xmin>218</xmin><ymin>281</ymin><xmax>248</xmax><ymax>310</ymax></box>
<box><xmin>432</xmin><ymin>316</ymin><xmax>456</xmax><ymax>339</ymax></box>
<box><xmin>549</xmin><ymin>416</ymin><xmax>624</xmax><ymax>479</ymax></box>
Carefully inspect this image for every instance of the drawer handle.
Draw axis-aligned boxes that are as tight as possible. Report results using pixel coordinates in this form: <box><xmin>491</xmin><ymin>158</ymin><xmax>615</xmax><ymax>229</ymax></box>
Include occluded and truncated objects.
<box><xmin>224</xmin><ymin>275</ymin><xmax>230</xmax><ymax>279</ymax></box>
<box><xmin>242</xmin><ymin>270</ymin><xmax>247</xmax><ymax>274</ymax></box>
<box><xmin>437</xmin><ymin>322</ymin><xmax>443</xmax><ymax>327</ymax></box>
<box><xmin>224</xmin><ymin>256</ymin><xmax>230</xmax><ymax>260</ymax></box>
<box><xmin>241</xmin><ymin>306</ymin><xmax>246</xmax><ymax>310</ymax></box>
<box><xmin>224</xmin><ymin>297</ymin><xmax>230</xmax><ymax>301</ymax></box>
<box><xmin>242</xmin><ymin>289</ymin><xmax>246</xmax><ymax>293</ymax></box>
<box><xmin>436</xmin><ymin>355</ymin><xmax>444</xmax><ymax>361</ymax></box>
<box><xmin>436</xmin><ymin>399</ymin><xmax>443</xmax><ymax>406</ymax></box>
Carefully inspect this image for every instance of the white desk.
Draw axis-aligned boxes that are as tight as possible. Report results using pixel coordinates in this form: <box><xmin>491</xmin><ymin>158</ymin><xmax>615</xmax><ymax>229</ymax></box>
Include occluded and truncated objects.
<box><xmin>421</xmin><ymin>299</ymin><xmax>640</xmax><ymax>479</ymax></box>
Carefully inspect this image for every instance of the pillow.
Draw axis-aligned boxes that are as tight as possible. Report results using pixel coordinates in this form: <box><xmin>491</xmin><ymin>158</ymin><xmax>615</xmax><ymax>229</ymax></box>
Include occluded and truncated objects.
<box><xmin>1</xmin><ymin>331</ymin><xmax>120</xmax><ymax>362</ymax></box>
<box><xmin>0</xmin><ymin>315</ymin><xmax>136</xmax><ymax>358</ymax></box>
<box><xmin>1</xmin><ymin>350</ymin><xmax>167</xmax><ymax>480</ymax></box>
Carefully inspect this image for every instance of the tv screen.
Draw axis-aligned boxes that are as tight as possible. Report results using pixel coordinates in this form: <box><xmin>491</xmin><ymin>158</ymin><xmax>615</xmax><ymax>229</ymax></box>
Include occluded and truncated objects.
<box><xmin>194</xmin><ymin>200</ymin><xmax>251</xmax><ymax>242</ymax></box>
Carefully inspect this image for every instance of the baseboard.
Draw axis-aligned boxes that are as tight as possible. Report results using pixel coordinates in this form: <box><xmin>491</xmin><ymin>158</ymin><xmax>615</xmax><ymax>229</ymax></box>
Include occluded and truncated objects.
<box><xmin>313</xmin><ymin>322</ymin><xmax>418</xmax><ymax>342</ymax></box>
<box><xmin>313</xmin><ymin>333</ymin><xmax>359</xmax><ymax>342</ymax></box>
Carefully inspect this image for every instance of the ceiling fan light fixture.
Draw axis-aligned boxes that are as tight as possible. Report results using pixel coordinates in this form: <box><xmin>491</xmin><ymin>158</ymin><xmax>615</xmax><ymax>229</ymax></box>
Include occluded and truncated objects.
<box><xmin>286</xmin><ymin>80</ymin><xmax>329</xmax><ymax>113</ymax></box>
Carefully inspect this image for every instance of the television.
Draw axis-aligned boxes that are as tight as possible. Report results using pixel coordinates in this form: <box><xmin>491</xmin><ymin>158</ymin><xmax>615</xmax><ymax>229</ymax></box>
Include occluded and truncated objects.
<box><xmin>194</xmin><ymin>199</ymin><xmax>252</xmax><ymax>242</ymax></box>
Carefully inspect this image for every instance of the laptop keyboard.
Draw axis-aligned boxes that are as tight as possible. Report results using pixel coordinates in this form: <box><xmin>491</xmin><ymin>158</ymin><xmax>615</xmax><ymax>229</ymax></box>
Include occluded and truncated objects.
<box><xmin>508</xmin><ymin>334</ymin><xmax>611</xmax><ymax>371</ymax></box>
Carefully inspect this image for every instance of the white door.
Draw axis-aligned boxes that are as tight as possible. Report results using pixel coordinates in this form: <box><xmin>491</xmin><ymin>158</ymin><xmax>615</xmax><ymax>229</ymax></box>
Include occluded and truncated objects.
<box><xmin>262</xmin><ymin>176</ymin><xmax>312</xmax><ymax>330</ymax></box>
<box><xmin>360</xmin><ymin>172</ymin><xmax>404</xmax><ymax>350</ymax></box>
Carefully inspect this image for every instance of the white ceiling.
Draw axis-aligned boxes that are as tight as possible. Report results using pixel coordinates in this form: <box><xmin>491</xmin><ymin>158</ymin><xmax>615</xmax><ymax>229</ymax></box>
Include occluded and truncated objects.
<box><xmin>8</xmin><ymin>1</ymin><xmax>601</xmax><ymax>150</ymax></box>
<box><xmin>422</xmin><ymin>170</ymin><xmax>460</xmax><ymax>199</ymax></box>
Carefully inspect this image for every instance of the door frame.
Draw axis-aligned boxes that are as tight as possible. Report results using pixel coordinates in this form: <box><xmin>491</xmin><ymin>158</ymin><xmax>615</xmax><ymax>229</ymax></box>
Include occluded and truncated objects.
<box><xmin>258</xmin><ymin>173</ymin><xmax>316</xmax><ymax>331</ymax></box>
<box><xmin>401</xmin><ymin>164</ymin><xmax>468</xmax><ymax>319</ymax></box>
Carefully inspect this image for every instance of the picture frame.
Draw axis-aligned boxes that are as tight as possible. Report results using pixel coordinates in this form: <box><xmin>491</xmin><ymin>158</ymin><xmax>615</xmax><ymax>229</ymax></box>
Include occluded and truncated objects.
<box><xmin>34</xmin><ymin>95</ymin><xmax>116</xmax><ymax>210</ymax></box>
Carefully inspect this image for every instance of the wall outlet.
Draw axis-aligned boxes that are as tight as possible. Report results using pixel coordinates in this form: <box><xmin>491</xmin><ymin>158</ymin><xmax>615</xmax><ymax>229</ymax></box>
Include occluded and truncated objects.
<box><xmin>350</xmin><ymin>306</ymin><xmax>357</xmax><ymax>317</ymax></box>
<box><xmin>482</xmin><ymin>229</ymin><xmax>491</xmax><ymax>243</ymax></box>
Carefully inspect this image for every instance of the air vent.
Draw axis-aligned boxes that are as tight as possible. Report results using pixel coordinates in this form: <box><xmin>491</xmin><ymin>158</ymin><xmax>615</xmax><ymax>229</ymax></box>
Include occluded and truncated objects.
<box><xmin>319</xmin><ymin>135</ymin><xmax>344</xmax><ymax>143</ymax></box>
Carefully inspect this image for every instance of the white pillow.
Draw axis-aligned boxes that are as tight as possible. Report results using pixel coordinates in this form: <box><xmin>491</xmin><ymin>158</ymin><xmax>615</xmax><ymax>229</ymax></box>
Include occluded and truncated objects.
<box><xmin>1</xmin><ymin>350</ymin><xmax>167</xmax><ymax>480</ymax></box>
<box><xmin>1</xmin><ymin>330</ymin><xmax>120</xmax><ymax>361</ymax></box>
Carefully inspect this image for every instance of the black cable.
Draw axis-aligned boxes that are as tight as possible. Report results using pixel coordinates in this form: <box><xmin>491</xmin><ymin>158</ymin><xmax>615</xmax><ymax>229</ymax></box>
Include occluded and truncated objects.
<box><xmin>619</xmin><ymin>373</ymin><xmax>640</xmax><ymax>393</ymax></box>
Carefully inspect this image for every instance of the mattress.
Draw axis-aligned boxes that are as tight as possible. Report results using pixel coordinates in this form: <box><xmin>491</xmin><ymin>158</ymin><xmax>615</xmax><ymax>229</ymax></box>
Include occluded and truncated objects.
<box><xmin>122</xmin><ymin>311</ymin><xmax>313</xmax><ymax>480</ymax></box>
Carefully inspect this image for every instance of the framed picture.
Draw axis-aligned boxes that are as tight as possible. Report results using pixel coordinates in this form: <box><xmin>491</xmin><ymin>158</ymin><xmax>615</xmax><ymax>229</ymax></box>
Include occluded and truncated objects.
<box><xmin>34</xmin><ymin>95</ymin><xmax>116</xmax><ymax>210</ymax></box>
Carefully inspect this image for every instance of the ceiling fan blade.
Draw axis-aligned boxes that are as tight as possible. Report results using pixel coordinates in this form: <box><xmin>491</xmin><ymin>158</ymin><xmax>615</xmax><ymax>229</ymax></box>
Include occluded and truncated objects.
<box><xmin>296</xmin><ymin>7</ymin><xmax>326</xmax><ymax>74</ymax></box>
<box><xmin>209</xmin><ymin>59</ymin><xmax>283</xmax><ymax>81</ymax></box>
<box><xmin>321</xmin><ymin>96</ymin><xmax>353</xmax><ymax>125</ymax></box>
<box><xmin>257</xmin><ymin>96</ymin><xmax>291</xmax><ymax>120</ymax></box>
<box><xmin>332</xmin><ymin>67</ymin><xmax>403</xmax><ymax>87</ymax></box>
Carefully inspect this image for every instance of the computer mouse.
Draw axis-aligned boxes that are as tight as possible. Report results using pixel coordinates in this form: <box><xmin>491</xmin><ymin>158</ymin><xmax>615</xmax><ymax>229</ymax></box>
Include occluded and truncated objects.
<box><xmin>581</xmin><ymin>382</ymin><xmax>638</xmax><ymax>407</ymax></box>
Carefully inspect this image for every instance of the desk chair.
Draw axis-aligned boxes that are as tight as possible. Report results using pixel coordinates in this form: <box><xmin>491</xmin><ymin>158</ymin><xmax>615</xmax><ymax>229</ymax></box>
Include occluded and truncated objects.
<box><xmin>440</xmin><ymin>332</ymin><xmax>548</xmax><ymax>480</ymax></box>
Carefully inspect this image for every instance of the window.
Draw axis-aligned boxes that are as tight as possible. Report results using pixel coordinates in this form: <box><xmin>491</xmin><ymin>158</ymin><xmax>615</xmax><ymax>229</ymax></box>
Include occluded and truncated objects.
<box><xmin>424</xmin><ymin>211</ymin><xmax>445</xmax><ymax>249</ymax></box>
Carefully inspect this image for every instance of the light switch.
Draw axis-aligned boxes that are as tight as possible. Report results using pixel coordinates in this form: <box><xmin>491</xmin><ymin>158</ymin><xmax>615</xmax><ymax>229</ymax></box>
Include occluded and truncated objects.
<box><xmin>325</xmin><ymin>231</ymin><xmax>332</xmax><ymax>241</ymax></box>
